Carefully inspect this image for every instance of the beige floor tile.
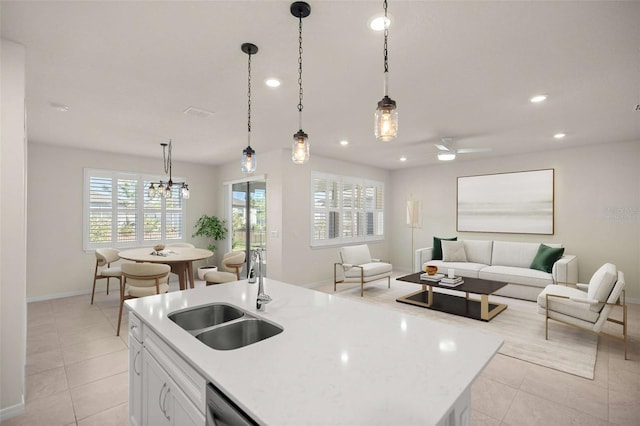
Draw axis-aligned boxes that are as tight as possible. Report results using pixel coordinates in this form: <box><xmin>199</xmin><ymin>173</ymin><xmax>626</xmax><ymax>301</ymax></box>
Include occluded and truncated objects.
<box><xmin>66</xmin><ymin>349</ymin><xmax>129</xmax><ymax>389</ymax></box>
<box><xmin>503</xmin><ymin>390</ymin><xmax>609</xmax><ymax>426</ymax></box>
<box><xmin>0</xmin><ymin>390</ymin><xmax>76</xmax><ymax>426</ymax></box>
<box><xmin>608</xmin><ymin>364</ymin><xmax>640</xmax><ymax>395</ymax></box>
<box><xmin>471</xmin><ymin>409</ymin><xmax>501</xmax><ymax>426</ymax></box>
<box><xmin>609</xmin><ymin>388</ymin><xmax>640</xmax><ymax>425</ymax></box>
<box><xmin>55</xmin><ymin>311</ymin><xmax>111</xmax><ymax>331</ymax></box>
<box><xmin>26</xmin><ymin>330</ymin><xmax>60</xmax><ymax>355</ymax></box>
<box><xmin>70</xmin><ymin>371</ymin><xmax>128</xmax><ymax>421</ymax></box>
<box><xmin>471</xmin><ymin>376</ymin><xmax>518</xmax><ymax>421</ymax></box>
<box><xmin>58</xmin><ymin>322</ymin><xmax>117</xmax><ymax>348</ymax></box>
<box><xmin>518</xmin><ymin>363</ymin><xmax>608</xmax><ymax>420</ymax></box>
<box><xmin>76</xmin><ymin>402</ymin><xmax>128</xmax><ymax>426</ymax></box>
<box><xmin>26</xmin><ymin>366</ymin><xmax>69</xmax><ymax>402</ymax></box>
<box><xmin>480</xmin><ymin>354</ymin><xmax>530</xmax><ymax>389</ymax></box>
<box><xmin>62</xmin><ymin>336</ymin><xmax>127</xmax><ymax>365</ymax></box>
<box><xmin>26</xmin><ymin>348</ymin><xmax>65</xmax><ymax>376</ymax></box>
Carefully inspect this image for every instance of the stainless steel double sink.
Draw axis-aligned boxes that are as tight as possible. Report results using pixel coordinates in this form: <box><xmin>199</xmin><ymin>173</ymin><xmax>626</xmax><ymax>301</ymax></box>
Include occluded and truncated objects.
<box><xmin>168</xmin><ymin>303</ymin><xmax>283</xmax><ymax>350</ymax></box>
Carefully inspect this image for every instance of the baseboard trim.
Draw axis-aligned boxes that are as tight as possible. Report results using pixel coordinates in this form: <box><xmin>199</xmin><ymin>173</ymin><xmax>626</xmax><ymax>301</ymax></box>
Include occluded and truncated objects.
<box><xmin>0</xmin><ymin>399</ymin><xmax>25</xmax><ymax>421</ymax></box>
<box><xmin>27</xmin><ymin>289</ymin><xmax>91</xmax><ymax>303</ymax></box>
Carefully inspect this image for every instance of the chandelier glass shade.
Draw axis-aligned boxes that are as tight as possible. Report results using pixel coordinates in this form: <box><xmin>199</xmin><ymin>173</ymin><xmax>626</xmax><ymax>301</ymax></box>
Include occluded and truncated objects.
<box><xmin>241</xmin><ymin>42</ymin><xmax>258</xmax><ymax>174</ymax></box>
<box><xmin>375</xmin><ymin>0</ymin><xmax>398</xmax><ymax>142</ymax></box>
<box><xmin>148</xmin><ymin>140</ymin><xmax>190</xmax><ymax>199</ymax></box>
<box><xmin>290</xmin><ymin>2</ymin><xmax>311</xmax><ymax>164</ymax></box>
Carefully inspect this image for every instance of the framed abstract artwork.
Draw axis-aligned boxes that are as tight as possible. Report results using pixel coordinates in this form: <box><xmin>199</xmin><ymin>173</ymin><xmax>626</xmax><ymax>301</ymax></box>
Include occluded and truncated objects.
<box><xmin>457</xmin><ymin>169</ymin><xmax>554</xmax><ymax>234</ymax></box>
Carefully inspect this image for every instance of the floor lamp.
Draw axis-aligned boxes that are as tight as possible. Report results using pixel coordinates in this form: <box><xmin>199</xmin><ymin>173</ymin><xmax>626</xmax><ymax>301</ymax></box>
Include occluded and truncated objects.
<box><xmin>406</xmin><ymin>199</ymin><xmax>422</xmax><ymax>272</ymax></box>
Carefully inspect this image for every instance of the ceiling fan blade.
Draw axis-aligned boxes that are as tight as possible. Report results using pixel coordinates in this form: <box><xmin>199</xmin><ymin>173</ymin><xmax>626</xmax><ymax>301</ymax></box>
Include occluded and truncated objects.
<box><xmin>434</xmin><ymin>144</ymin><xmax>450</xmax><ymax>151</ymax></box>
<box><xmin>456</xmin><ymin>147</ymin><xmax>492</xmax><ymax>154</ymax></box>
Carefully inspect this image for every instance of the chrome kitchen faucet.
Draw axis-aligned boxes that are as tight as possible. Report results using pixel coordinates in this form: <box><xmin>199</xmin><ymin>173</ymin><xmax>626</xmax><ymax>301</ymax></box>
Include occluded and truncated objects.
<box><xmin>250</xmin><ymin>248</ymin><xmax>271</xmax><ymax>311</ymax></box>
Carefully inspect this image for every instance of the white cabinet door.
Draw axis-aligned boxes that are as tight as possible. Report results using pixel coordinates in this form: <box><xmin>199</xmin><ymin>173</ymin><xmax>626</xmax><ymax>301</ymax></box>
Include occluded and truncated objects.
<box><xmin>129</xmin><ymin>334</ymin><xmax>143</xmax><ymax>426</ymax></box>
<box><xmin>142</xmin><ymin>348</ymin><xmax>205</xmax><ymax>426</ymax></box>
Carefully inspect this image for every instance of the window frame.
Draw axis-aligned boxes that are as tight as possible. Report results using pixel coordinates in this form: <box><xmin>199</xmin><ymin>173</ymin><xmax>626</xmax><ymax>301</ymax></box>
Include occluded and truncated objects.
<box><xmin>83</xmin><ymin>168</ymin><xmax>187</xmax><ymax>251</ymax></box>
<box><xmin>310</xmin><ymin>172</ymin><xmax>385</xmax><ymax>247</ymax></box>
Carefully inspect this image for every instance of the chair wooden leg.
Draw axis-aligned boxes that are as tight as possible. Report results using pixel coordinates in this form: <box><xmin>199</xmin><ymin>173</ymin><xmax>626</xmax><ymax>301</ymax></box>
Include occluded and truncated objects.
<box><xmin>106</xmin><ymin>277</ymin><xmax>110</xmax><ymax>295</ymax></box>
<box><xmin>116</xmin><ymin>297</ymin><xmax>124</xmax><ymax>336</ymax></box>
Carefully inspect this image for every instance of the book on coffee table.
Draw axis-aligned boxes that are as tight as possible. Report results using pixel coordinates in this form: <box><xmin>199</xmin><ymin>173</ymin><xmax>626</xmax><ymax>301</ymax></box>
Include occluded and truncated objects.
<box><xmin>420</xmin><ymin>273</ymin><xmax>445</xmax><ymax>282</ymax></box>
<box><xmin>439</xmin><ymin>277</ymin><xmax>464</xmax><ymax>287</ymax></box>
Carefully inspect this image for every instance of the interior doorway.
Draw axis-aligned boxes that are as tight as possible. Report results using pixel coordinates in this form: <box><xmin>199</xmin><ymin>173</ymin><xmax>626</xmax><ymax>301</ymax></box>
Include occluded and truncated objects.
<box><xmin>229</xmin><ymin>179</ymin><xmax>266</xmax><ymax>278</ymax></box>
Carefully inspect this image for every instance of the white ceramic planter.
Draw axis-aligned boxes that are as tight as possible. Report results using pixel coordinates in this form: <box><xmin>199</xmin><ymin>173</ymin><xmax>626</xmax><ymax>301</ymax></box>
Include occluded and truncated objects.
<box><xmin>197</xmin><ymin>266</ymin><xmax>218</xmax><ymax>281</ymax></box>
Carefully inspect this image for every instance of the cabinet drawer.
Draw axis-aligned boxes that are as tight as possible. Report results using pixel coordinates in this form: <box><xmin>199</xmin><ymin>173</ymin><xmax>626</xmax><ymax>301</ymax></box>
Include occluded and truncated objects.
<box><xmin>144</xmin><ymin>329</ymin><xmax>206</xmax><ymax>413</ymax></box>
<box><xmin>129</xmin><ymin>314</ymin><xmax>143</xmax><ymax>343</ymax></box>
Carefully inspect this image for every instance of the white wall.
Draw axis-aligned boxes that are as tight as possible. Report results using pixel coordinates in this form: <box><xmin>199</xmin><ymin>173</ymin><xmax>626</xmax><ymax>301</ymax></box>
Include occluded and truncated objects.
<box><xmin>26</xmin><ymin>143</ymin><xmax>218</xmax><ymax>299</ymax></box>
<box><xmin>1</xmin><ymin>39</ymin><xmax>27</xmax><ymax>419</ymax></box>
<box><xmin>218</xmin><ymin>149</ymin><xmax>391</xmax><ymax>286</ymax></box>
<box><xmin>388</xmin><ymin>140</ymin><xmax>640</xmax><ymax>300</ymax></box>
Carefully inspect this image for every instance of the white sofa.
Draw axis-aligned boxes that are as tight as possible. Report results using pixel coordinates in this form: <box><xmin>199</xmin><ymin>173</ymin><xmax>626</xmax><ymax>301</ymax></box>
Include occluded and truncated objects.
<box><xmin>415</xmin><ymin>240</ymin><xmax>578</xmax><ymax>301</ymax></box>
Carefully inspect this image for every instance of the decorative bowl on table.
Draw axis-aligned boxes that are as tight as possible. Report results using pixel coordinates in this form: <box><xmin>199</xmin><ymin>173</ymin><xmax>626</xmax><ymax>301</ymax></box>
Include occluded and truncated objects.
<box><xmin>425</xmin><ymin>265</ymin><xmax>438</xmax><ymax>275</ymax></box>
<box><xmin>153</xmin><ymin>244</ymin><xmax>165</xmax><ymax>251</ymax></box>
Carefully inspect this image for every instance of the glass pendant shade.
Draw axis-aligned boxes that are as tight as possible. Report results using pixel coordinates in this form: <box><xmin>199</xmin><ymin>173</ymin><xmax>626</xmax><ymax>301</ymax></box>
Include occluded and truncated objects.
<box><xmin>181</xmin><ymin>184</ymin><xmax>190</xmax><ymax>199</ymax></box>
<box><xmin>292</xmin><ymin>130</ymin><xmax>309</xmax><ymax>164</ymax></box>
<box><xmin>375</xmin><ymin>95</ymin><xmax>398</xmax><ymax>142</ymax></box>
<box><xmin>149</xmin><ymin>184</ymin><xmax>156</xmax><ymax>198</ymax></box>
<box><xmin>241</xmin><ymin>145</ymin><xmax>257</xmax><ymax>174</ymax></box>
<box><xmin>163</xmin><ymin>183</ymin><xmax>172</xmax><ymax>198</ymax></box>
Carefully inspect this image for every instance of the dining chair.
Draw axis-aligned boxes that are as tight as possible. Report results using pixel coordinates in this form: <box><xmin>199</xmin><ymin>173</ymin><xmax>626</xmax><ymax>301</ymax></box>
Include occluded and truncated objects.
<box><xmin>91</xmin><ymin>248</ymin><xmax>123</xmax><ymax>304</ymax></box>
<box><xmin>117</xmin><ymin>263</ymin><xmax>171</xmax><ymax>336</ymax></box>
<box><xmin>204</xmin><ymin>251</ymin><xmax>246</xmax><ymax>285</ymax></box>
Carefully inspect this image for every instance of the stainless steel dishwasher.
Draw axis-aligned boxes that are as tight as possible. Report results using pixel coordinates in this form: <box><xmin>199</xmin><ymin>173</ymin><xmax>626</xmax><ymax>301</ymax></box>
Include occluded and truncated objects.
<box><xmin>206</xmin><ymin>383</ymin><xmax>258</xmax><ymax>426</ymax></box>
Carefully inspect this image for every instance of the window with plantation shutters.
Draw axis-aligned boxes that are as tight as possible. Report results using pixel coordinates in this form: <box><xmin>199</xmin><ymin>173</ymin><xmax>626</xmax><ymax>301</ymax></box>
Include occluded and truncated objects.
<box><xmin>311</xmin><ymin>172</ymin><xmax>384</xmax><ymax>247</ymax></box>
<box><xmin>84</xmin><ymin>169</ymin><xmax>187</xmax><ymax>250</ymax></box>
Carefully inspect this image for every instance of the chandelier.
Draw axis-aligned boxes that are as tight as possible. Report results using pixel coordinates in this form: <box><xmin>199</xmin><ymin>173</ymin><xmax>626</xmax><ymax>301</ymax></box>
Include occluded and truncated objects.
<box><xmin>148</xmin><ymin>140</ymin><xmax>190</xmax><ymax>199</ymax></box>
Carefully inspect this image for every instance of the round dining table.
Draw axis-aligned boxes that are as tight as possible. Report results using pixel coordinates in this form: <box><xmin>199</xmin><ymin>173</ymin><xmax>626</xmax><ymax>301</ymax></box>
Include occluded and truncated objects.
<box><xmin>119</xmin><ymin>247</ymin><xmax>213</xmax><ymax>291</ymax></box>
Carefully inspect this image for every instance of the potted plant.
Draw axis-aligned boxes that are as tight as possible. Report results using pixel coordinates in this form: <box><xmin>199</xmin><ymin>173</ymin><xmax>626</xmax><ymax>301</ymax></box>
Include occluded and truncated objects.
<box><xmin>192</xmin><ymin>214</ymin><xmax>228</xmax><ymax>280</ymax></box>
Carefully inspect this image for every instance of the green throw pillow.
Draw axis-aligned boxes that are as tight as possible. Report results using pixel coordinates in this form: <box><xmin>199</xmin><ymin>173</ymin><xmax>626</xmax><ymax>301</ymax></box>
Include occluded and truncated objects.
<box><xmin>530</xmin><ymin>244</ymin><xmax>565</xmax><ymax>273</ymax></box>
<box><xmin>433</xmin><ymin>236</ymin><xmax>457</xmax><ymax>260</ymax></box>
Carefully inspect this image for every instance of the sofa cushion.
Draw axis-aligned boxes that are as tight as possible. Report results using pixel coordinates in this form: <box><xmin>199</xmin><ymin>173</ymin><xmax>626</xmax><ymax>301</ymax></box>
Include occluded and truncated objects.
<box><xmin>425</xmin><ymin>261</ymin><xmax>484</xmax><ymax>279</ymax></box>
<box><xmin>344</xmin><ymin>262</ymin><xmax>392</xmax><ymax>278</ymax></box>
<box><xmin>479</xmin><ymin>265</ymin><xmax>552</xmax><ymax>288</ymax></box>
<box><xmin>491</xmin><ymin>241</ymin><xmax>546</xmax><ymax>268</ymax></box>
<box><xmin>530</xmin><ymin>244</ymin><xmax>565</xmax><ymax>273</ymax></box>
<box><xmin>442</xmin><ymin>240</ymin><xmax>468</xmax><ymax>262</ymax></box>
<box><xmin>462</xmin><ymin>240</ymin><xmax>493</xmax><ymax>265</ymax></box>
<box><xmin>433</xmin><ymin>236</ymin><xmax>457</xmax><ymax>260</ymax></box>
<box><xmin>587</xmin><ymin>263</ymin><xmax>617</xmax><ymax>303</ymax></box>
<box><xmin>341</xmin><ymin>244</ymin><xmax>372</xmax><ymax>266</ymax></box>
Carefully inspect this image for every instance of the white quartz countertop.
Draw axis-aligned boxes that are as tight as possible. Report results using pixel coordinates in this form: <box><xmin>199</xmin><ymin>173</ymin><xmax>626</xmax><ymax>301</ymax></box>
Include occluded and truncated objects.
<box><xmin>126</xmin><ymin>279</ymin><xmax>503</xmax><ymax>425</ymax></box>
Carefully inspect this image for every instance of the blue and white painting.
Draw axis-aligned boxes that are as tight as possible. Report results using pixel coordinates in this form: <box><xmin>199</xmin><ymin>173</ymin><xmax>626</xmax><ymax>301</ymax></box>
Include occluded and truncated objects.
<box><xmin>457</xmin><ymin>169</ymin><xmax>554</xmax><ymax>234</ymax></box>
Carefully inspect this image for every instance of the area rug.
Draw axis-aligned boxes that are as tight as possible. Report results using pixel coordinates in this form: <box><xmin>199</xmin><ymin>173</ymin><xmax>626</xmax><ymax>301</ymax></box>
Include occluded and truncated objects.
<box><xmin>315</xmin><ymin>279</ymin><xmax>598</xmax><ymax>379</ymax></box>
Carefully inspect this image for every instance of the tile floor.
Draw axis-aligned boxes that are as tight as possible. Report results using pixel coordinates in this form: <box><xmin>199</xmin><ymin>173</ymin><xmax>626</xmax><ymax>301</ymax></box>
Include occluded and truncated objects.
<box><xmin>2</xmin><ymin>276</ymin><xmax>639</xmax><ymax>426</ymax></box>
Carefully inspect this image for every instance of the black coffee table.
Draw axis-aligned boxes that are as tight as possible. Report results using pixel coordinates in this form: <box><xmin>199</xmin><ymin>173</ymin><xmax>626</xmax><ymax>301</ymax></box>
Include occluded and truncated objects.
<box><xmin>396</xmin><ymin>272</ymin><xmax>508</xmax><ymax>321</ymax></box>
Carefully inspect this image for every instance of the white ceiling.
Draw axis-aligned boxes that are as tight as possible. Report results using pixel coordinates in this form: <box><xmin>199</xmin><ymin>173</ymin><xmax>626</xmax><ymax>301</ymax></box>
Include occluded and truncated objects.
<box><xmin>2</xmin><ymin>0</ymin><xmax>639</xmax><ymax>170</ymax></box>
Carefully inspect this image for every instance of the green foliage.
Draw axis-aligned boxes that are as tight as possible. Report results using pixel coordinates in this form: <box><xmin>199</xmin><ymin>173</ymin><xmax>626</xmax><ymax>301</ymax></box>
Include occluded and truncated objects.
<box><xmin>192</xmin><ymin>214</ymin><xmax>228</xmax><ymax>252</ymax></box>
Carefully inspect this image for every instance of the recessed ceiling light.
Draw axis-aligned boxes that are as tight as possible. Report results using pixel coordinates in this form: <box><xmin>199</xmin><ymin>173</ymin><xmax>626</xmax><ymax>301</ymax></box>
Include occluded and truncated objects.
<box><xmin>369</xmin><ymin>15</ymin><xmax>391</xmax><ymax>31</ymax></box>
<box><xmin>400</xmin><ymin>156</ymin><xmax>407</xmax><ymax>162</ymax></box>
<box><xmin>265</xmin><ymin>78</ymin><xmax>281</xmax><ymax>88</ymax></box>
<box><xmin>530</xmin><ymin>94</ymin><xmax>548</xmax><ymax>103</ymax></box>
<box><xmin>553</xmin><ymin>133</ymin><xmax>566</xmax><ymax>139</ymax></box>
<box><xmin>339</xmin><ymin>140</ymin><xmax>349</xmax><ymax>146</ymax></box>
<box><xmin>50</xmin><ymin>102</ymin><xmax>69</xmax><ymax>112</ymax></box>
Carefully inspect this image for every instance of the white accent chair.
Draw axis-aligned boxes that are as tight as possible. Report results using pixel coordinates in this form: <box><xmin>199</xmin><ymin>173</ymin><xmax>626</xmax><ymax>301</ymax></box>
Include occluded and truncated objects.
<box><xmin>537</xmin><ymin>263</ymin><xmax>628</xmax><ymax>359</ymax></box>
<box><xmin>91</xmin><ymin>248</ymin><xmax>123</xmax><ymax>304</ymax></box>
<box><xmin>204</xmin><ymin>251</ymin><xmax>247</xmax><ymax>285</ymax></box>
<box><xmin>117</xmin><ymin>263</ymin><xmax>171</xmax><ymax>336</ymax></box>
<box><xmin>334</xmin><ymin>244</ymin><xmax>392</xmax><ymax>297</ymax></box>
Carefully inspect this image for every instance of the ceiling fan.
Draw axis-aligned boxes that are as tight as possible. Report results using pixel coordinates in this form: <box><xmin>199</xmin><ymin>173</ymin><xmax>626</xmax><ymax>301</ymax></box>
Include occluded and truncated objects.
<box><xmin>434</xmin><ymin>137</ymin><xmax>492</xmax><ymax>161</ymax></box>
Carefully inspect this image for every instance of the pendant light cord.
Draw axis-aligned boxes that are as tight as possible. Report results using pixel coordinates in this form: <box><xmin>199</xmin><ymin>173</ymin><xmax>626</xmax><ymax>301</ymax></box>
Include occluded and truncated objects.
<box><xmin>163</xmin><ymin>140</ymin><xmax>172</xmax><ymax>179</ymax></box>
<box><xmin>247</xmin><ymin>49</ymin><xmax>252</xmax><ymax>145</ymax></box>
<box><xmin>297</xmin><ymin>14</ymin><xmax>304</xmax><ymax>129</ymax></box>
<box><xmin>383</xmin><ymin>0</ymin><xmax>389</xmax><ymax>96</ymax></box>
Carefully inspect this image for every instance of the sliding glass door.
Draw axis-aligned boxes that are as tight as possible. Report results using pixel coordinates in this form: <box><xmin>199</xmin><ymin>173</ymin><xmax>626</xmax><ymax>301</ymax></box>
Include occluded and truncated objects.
<box><xmin>230</xmin><ymin>179</ymin><xmax>266</xmax><ymax>277</ymax></box>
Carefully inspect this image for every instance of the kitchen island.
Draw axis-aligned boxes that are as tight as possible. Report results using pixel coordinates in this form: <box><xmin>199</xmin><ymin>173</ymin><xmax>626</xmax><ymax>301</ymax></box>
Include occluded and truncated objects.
<box><xmin>126</xmin><ymin>278</ymin><xmax>503</xmax><ymax>425</ymax></box>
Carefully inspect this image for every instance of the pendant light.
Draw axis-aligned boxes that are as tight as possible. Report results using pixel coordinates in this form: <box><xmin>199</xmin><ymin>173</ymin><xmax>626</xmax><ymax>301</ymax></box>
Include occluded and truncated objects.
<box><xmin>241</xmin><ymin>43</ymin><xmax>258</xmax><ymax>174</ymax></box>
<box><xmin>148</xmin><ymin>140</ymin><xmax>190</xmax><ymax>199</ymax></box>
<box><xmin>290</xmin><ymin>1</ymin><xmax>311</xmax><ymax>164</ymax></box>
<box><xmin>375</xmin><ymin>0</ymin><xmax>398</xmax><ymax>142</ymax></box>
